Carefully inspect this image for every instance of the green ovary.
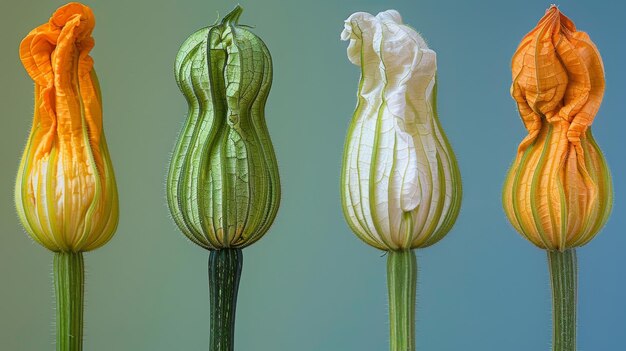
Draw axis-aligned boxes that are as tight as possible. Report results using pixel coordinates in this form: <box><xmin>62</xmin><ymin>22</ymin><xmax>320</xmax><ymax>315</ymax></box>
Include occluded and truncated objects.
<box><xmin>167</xmin><ymin>6</ymin><xmax>280</xmax><ymax>250</ymax></box>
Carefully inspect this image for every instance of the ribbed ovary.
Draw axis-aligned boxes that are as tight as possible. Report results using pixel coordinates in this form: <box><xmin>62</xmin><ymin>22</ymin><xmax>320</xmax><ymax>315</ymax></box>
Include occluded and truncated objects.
<box><xmin>503</xmin><ymin>125</ymin><xmax>612</xmax><ymax>250</ymax></box>
<box><xmin>168</xmin><ymin>8</ymin><xmax>280</xmax><ymax>250</ymax></box>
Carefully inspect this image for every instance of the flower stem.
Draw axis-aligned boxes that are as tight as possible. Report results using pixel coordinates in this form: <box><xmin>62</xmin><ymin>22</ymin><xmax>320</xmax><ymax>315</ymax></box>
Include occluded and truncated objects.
<box><xmin>387</xmin><ymin>249</ymin><xmax>417</xmax><ymax>351</ymax></box>
<box><xmin>53</xmin><ymin>252</ymin><xmax>84</xmax><ymax>351</ymax></box>
<box><xmin>209</xmin><ymin>248</ymin><xmax>243</xmax><ymax>351</ymax></box>
<box><xmin>548</xmin><ymin>249</ymin><xmax>577</xmax><ymax>351</ymax></box>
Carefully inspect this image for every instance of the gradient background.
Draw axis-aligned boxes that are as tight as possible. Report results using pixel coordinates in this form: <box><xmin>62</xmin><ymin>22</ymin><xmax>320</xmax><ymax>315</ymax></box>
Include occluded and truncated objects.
<box><xmin>1</xmin><ymin>0</ymin><xmax>624</xmax><ymax>350</ymax></box>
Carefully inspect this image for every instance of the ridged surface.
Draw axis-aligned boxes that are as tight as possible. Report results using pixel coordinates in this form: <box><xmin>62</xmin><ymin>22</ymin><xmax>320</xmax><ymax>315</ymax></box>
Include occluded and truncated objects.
<box><xmin>340</xmin><ymin>10</ymin><xmax>462</xmax><ymax>251</ymax></box>
<box><xmin>503</xmin><ymin>6</ymin><xmax>612</xmax><ymax>250</ymax></box>
<box><xmin>15</xmin><ymin>3</ymin><xmax>119</xmax><ymax>253</ymax></box>
<box><xmin>167</xmin><ymin>6</ymin><xmax>280</xmax><ymax>250</ymax></box>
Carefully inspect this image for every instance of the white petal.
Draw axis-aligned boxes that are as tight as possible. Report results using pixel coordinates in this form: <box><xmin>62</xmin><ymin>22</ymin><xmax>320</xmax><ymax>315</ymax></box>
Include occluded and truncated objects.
<box><xmin>341</xmin><ymin>9</ymin><xmax>457</xmax><ymax>249</ymax></box>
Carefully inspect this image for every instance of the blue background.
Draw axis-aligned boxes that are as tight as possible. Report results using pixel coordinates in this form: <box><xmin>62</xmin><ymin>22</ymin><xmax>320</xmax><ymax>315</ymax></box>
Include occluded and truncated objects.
<box><xmin>0</xmin><ymin>0</ymin><xmax>624</xmax><ymax>350</ymax></box>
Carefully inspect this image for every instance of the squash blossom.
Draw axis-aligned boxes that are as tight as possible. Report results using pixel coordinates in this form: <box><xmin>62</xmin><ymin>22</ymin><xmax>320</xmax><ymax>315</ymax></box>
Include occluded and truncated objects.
<box><xmin>15</xmin><ymin>3</ymin><xmax>118</xmax><ymax>351</ymax></box>
<box><xmin>503</xmin><ymin>6</ymin><xmax>612</xmax><ymax>351</ymax></box>
<box><xmin>167</xmin><ymin>6</ymin><xmax>280</xmax><ymax>351</ymax></box>
<box><xmin>16</xmin><ymin>2</ymin><xmax>118</xmax><ymax>253</ymax></box>
<box><xmin>503</xmin><ymin>6</ymin><xmax>612</xmax><ymax>250</ymax></box>
<box><xmin>340</xmin><ymin>10</ymin><xmax>461</xmax><ymax>351</ymax></box>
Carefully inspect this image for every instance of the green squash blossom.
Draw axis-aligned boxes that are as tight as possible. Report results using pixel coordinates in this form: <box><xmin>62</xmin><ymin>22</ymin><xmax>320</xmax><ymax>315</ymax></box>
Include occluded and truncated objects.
<box><xmin>167</xmin><ymin>6</ymin><xmax>280</xmax><ymax>350</ymax></box>
<box><xmin>167</xmin><ymin>6</ymin><xmax>280</xmax><ymax>251</ymax></box>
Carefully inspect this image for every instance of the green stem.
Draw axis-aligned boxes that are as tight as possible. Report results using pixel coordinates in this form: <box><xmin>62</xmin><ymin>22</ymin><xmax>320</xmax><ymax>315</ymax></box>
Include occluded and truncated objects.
<box><xmin>53</xmin><ymin>252</ymin><xmax>84</xmax><ymax>351</ymax></box>
<box><xmin>548</xmin><ymin>249</ymin><xmax>578</xmax><ymax>351</ymax></box>
<box><xmin>209</xmin><ymin>248</ymin><xmax>243</xmax><ymax>351</ymax></box>
<box><xmin>387</xmin><ymin>249</ymin><xmax>417</xmax><ymax>351</ymax></box>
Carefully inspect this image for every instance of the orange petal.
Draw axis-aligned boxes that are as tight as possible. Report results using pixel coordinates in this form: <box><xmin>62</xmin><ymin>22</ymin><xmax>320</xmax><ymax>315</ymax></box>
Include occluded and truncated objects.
<box><xmin>504</xmin><ymin>6</ymin><xmax>612</xmax><ymax>250</ymax></box>
<box><xmin>16</xmin><ymin>3</ymin><xmax>118</xmax><ymax>252</ymax></box>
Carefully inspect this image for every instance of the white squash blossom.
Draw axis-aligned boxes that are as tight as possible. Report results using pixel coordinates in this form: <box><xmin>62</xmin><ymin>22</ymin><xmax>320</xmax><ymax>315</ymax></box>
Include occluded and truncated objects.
<box><xmin>340</xmin><ymin>10</ymin><xmax>462</xmax><ymax>251</ymax></box>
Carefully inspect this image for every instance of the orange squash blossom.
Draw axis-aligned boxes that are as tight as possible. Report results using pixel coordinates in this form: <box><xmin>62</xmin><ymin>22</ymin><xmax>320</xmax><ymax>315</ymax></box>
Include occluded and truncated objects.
<box><xmin>15</xmin><ymin>3</ymin><xmax>117</xmax><ymax>349</ymax></box>
<box><xmin>16</xmin><ymin>2</ymin><xmax>118</xmax><ymax>253</ymax></box>
<box><xmin>503</xmin><ymin>5</ymin><xmax>612</xmax><ymax>251</ymax></box>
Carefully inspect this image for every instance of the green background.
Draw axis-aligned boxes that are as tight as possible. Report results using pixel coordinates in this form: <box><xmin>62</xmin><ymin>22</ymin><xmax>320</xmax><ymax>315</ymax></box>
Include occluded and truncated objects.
<box><xmin>1</xmin><ymin>0</ymin><xmax>624</xmax><ymax>350</ymax></box>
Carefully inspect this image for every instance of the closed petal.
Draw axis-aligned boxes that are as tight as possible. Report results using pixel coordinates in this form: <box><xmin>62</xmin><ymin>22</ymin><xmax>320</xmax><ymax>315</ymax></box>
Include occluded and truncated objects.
<box><xmin>341</xmin><ymin>10</ymin><xmax>461</xmax><ymax>250</ymax></box>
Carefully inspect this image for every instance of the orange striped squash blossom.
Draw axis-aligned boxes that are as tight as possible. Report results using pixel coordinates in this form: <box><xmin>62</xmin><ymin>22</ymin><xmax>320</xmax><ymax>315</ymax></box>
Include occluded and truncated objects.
<box><xmin>503</xmin><ymin>6</ymin><xmax>613</xmax><ymax>351</ymax></box>
<box><xmin>15</xmin><ymin>3</ymin><xmax>117</xmax><ymax>350</ymax></box>
<box><xmin>503</xmin><ymin>5</ymin><xmax>612</xmax><ymax>251</ymax></box>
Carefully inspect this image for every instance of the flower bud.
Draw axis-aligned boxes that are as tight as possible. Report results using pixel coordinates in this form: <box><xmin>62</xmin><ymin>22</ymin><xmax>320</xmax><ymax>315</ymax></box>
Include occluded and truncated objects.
<box><xmin>340</xmin><ymin>10</ymin><xmax>462</xmax><ymax>251</ymax></box>
<box><xmin>15</xmin><ymin>3</ymin><xmax>119</xmax><ymax>253</ymax></box>
<box><xmin>167</xmin><ymin>6</ymin><xmax>280</xmax><ymax>250</ymax></box>
<box><xmin>503</xmin><ymin>6</ymin><xmax>613</xmax><ymax>250</ymax></box>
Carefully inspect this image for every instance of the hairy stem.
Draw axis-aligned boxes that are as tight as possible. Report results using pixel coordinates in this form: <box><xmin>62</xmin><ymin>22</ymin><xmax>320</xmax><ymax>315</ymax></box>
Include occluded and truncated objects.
<box><xmin>54</xmin><ymin>252</ymin><xmax>84</xmax><ymax>351</ymax></box>
<box><xmin>387</xmin><ymin>249</ymin><xmax>417</xmax><ymax>351</ymax></box>
<box><xmin>209</xmin><ymin>248</ymin><xmax>243</xmax><ymax>351</ymax></box>
<box><xmin>548</xmin><ymin>249</ymin><xmax>577</xmax><ymax>351</ymax></box>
